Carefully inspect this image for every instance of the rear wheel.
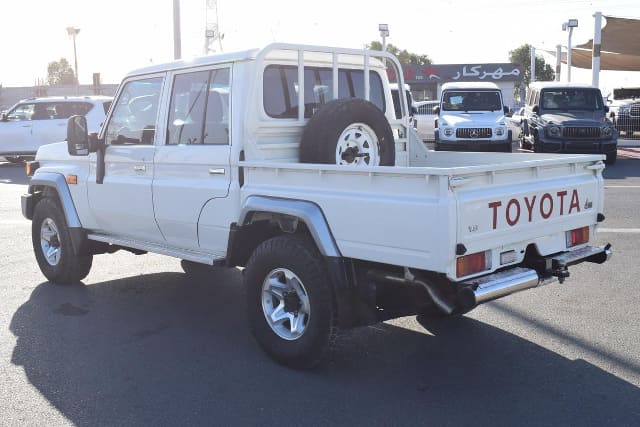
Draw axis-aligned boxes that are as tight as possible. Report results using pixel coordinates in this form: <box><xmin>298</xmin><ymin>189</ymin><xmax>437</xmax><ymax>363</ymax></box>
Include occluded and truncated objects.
<box><xmin>32</xmin><ymin>197</ymin><xmax>92</xmax><ymax>284</ymax></box>
<box><xmin>245</xmin><ymin>235</ymin><xmax>338</xmax><ymax>369</ymax></box>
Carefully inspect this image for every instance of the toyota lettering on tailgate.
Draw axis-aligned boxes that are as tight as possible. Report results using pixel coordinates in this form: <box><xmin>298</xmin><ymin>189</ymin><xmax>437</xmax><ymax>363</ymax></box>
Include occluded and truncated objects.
<box><xmin>488</xmin><ymin>189</ymin><xmax>582</xmax><ymax>229</ymax></box>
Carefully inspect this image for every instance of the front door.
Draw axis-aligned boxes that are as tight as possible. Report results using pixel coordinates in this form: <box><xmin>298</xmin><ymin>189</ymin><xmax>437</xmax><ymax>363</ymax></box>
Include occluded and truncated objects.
<box><xmin>0</xmin><ymin>102</ymin><xmax>35</xmax><ymax>154</ymax></box>
<box><xmin>152</xmin><ymin>67</ymin><xmax>232</xmax><ymax>254</ymax></box>
<box><xmin>87</xmin><ymin>76</ymin><xmax>165</xmax><ymax>242</ymax></box>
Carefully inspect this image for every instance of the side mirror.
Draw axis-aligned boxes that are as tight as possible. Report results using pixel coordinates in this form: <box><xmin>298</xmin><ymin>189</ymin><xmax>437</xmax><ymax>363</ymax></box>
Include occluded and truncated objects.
<box><xmin>604</xmin><ymin>106</ymin><xmax>610</xmax><ymax>113</ymax></box>
<box><xmin>67</xmin><ymin>115</ymin><xmax>90</xmax><ymax>156</ymax></box>
<box><xmin>0</xmin><ymin>112</ymin><xmax>7</xmax><ymax>122</ymax></box>
<box><xmin>532</xmin><ymin>105</ymin><xmax>540</xmax><ymax>115</ymax></box>
<box><xmin>411</xmin><ymin>106</ymin><xmax>418</xmax><ymax>115</ymax></box>
<box><xmin>503</xmin><ymin>106</ymin><xmax>510</xmax><ymax>115</ymax></box>
<box><xmin>433</xmin><ymin>105</ymin><xmax>440</xmax><ymax>115</ymax></box>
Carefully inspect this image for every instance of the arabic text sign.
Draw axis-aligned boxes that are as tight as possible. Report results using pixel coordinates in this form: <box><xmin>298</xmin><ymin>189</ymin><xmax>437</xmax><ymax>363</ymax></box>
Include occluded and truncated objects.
<box><xmin>399</xmin><ymin>63</ymin><xmax>524</xmax><ymax>83</ymax></box>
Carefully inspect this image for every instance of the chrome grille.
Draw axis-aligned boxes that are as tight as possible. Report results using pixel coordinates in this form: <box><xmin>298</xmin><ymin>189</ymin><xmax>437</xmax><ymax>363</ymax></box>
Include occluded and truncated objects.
<box><xmin>562</xmin><ymin>127</ymin><xmax>601</xmax><ymax>138</ymax></box>
<box><xmin>630</xmin><ymin>104</ymin><xmax>640</xmax><ymax>117</ymax></box>
<box><xmin>456</xmin><ymin>128</ymin><xmax>492</xmax><ymax>138</ymax></box>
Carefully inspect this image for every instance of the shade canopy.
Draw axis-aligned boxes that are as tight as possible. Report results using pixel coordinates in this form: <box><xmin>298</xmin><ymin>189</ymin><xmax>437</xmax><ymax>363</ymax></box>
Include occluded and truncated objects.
<box><xmin>566</xmin><ymin>16</ymin><xmax>640</xmax><ymax>71</ymax></box>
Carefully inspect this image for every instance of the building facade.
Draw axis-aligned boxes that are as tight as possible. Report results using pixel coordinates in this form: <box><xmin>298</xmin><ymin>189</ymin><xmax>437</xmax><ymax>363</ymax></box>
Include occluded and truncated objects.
<box><xmin>391</xmin><ymin>63</ymin><xmax>524</xmax><ymax>109</ymax></box>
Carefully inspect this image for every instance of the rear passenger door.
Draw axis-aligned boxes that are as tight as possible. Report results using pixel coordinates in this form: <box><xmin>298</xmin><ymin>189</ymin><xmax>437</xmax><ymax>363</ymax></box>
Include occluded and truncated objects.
<box><xmin>31</xmin><ymin>101</ymin><xmax>90</xmax><ymax>148</ymax></box>
<box><xmin>152</xmin><ymin>66</ymin><xmax>232</xmax><ymax>254</ymax></box>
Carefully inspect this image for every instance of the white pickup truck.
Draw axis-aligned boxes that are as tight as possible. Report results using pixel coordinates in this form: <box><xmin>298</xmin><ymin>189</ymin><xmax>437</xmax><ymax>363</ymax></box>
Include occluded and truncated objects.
<box><xmin>22</xmin><ymin>44</ymin><xmax>611</xmax><ymax>368</ymax></box>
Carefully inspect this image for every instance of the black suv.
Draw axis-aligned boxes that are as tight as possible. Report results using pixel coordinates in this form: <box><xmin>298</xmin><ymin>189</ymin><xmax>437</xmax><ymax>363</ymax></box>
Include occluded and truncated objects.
<box><xmin>521</xmin><ymin>82</ymin><xmax>618</xmax><ymax>164</ymax></box>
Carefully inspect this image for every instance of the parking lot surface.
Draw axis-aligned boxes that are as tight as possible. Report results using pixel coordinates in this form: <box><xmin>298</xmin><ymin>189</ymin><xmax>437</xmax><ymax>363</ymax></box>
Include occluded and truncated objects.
<box><xmin>0</xmin><ymin>152</ymin><xmax>638</xmax><ymax>426</ymax></box>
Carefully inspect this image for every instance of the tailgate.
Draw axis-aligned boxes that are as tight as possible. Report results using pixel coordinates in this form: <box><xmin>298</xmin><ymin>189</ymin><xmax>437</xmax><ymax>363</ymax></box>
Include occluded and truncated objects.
<box><xmin>452</xmin><ymin>158</ymin><xmax>604</xmax><ymax>275</ymax></box>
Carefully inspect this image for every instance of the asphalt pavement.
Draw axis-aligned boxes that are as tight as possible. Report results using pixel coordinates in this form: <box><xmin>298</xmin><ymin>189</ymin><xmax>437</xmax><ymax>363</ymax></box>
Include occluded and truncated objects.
<box><xmin>0</xmin><ymin>154</ymin><xmax>638</xmax><ymax>426</ymax></box>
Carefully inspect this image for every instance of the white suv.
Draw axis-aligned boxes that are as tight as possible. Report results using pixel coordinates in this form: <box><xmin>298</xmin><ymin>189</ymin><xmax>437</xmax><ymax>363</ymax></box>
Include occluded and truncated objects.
<box><xmin>0</xmin><ymin>96</ymin><xmax>112</xmax><ymax>162</ymax></box>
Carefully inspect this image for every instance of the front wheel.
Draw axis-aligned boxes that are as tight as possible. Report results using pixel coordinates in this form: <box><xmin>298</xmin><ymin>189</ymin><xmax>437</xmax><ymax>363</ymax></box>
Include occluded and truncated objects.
<box><xmin>605</xmin><ymin>150</ymin><xmax>617</xmax><ymax>165</ymax></box>
<box><xmin>244</xmin><ymin>235</ymin><xmax>338</xmax><ymax>369</ymax></box>
<box><xmin>32</xmin><ymin>197</ymin><xmax>93</xmax><ymax>284</ymax></box>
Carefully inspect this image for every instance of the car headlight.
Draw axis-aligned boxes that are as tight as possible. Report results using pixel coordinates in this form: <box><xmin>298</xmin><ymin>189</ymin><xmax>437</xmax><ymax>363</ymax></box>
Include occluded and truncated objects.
<box><xmin>548</xmin><ymin>126</ymin><xmax>561</xmax><ymax>137</ymax></box>
<box><xmin>495</xmin><ymin>127</ymin><xmax>505</xmax><ymax>136</ymax></box>
<box><xmin>602</xmin><ymin>126</ymin><xmax>613</xmax><ymax>136</ymax></box>
<box><xmin>443</xmin><ymin>128</ymin><xmax>454</xmax><ymax>137</ymax></box>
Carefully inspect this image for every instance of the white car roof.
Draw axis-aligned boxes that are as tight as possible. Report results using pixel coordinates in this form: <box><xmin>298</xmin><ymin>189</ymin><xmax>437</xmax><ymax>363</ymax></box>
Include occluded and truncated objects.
<box><xmin>18</xmin><ymin>96</ymin><xmax>112</xmax><ymax>104</ymax></box>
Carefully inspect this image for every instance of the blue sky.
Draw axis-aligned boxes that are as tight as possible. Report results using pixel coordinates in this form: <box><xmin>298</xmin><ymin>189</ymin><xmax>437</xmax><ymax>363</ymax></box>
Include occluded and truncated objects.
<box><xmin>1</xmin><ymin>0</ymin><xmax>638</xmax><ymax>94</ymax></box>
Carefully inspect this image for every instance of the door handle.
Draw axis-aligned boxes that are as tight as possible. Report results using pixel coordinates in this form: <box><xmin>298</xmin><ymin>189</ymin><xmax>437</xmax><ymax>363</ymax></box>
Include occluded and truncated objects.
<box><xmin>208</xmin><ymin>168</ymin><xmax>225</xmax><ymax>175</ymax></box>
<box><xmin>133</xmin><ymin>165</ymin><xmax>146</xmax><ymax>172</ymax></box>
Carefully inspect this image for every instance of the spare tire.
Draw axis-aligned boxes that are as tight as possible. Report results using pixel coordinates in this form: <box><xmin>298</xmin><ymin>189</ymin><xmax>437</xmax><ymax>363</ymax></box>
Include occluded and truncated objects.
<box><xmin>300</xmin><ymin>98</ymin><xmax>395</xmax><ymax>166</ymax></box>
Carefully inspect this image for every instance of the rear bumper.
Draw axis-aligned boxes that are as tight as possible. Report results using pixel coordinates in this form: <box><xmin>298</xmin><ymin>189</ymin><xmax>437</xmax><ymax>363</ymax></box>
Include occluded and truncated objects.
<box><xmin>460</xmin><ymin>244</ymin><xmax>612</xmax><ymax>306</ymax></box>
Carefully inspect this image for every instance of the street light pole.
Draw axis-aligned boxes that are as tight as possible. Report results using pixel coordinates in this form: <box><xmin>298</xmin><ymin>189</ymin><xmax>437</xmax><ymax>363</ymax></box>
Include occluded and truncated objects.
<box><xmin>66</xmin><ymin>27</ymin><xmax>80</xmax><ymax>94</ymax></box>
<box><xmin>378</xmin><ymin>24</ymin><xmax>389</xmax><ymax>52</ymax></box>
<box><xmin>562</xmin><ymin>19</ymin><xmax>578</xmax><ymax>82</ymax></box>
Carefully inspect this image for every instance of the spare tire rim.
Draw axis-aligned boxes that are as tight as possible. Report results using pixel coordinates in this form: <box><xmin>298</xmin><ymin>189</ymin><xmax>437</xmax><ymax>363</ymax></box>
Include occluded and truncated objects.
<box><xmin>261</xmin><ymin>268</ymin><xmax>310</xmax><ymax>341</ymax></box>
<box><xmin>335</xmin><ymin>123</ymin><xmax>380</xmax><ymax>166</ymax></box>
<box><xmin>40</xmin><ymin>218</ymin><xmax>61</xmax><ymax>266</ymax></box>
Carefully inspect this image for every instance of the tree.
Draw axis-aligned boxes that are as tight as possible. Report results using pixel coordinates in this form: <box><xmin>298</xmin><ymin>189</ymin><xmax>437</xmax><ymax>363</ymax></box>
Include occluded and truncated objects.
<box><xmin>367</xmin><ymin>41</ymin><xmax>432</xmax><ymax>66</ymax></box>
<box><xmin>47</xmin><ymin>58</ymin><xmax>76</xmax><ymax>85</ymax></box>
<box><xmin>508</xmin><ymin>44</ymin><xmax>555</xmax><ymax>86</ymax></box>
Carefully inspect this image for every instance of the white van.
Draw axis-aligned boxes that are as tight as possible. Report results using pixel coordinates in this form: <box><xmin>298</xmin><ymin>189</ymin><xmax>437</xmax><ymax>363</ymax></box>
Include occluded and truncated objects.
<box><xmin>434</xmin><ymin>82</ymin><xmax>511</xmax><ymax>152</ymax></box>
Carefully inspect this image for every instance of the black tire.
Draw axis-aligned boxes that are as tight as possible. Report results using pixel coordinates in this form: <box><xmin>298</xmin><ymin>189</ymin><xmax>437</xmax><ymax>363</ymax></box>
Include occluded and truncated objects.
<box><xmin>605</xmin><ymin>150</ymin><xmax>617</xmax><ymax>165</ymax></box>
<box><xmin>32</xmin><ymin>197</ymin><xmax>93</xmax><ymax>284</ymax></box>
<box><xmin>245</xmin><ymin>235</ymin><xmax>338</xmax><ymax>369</ymax></box>
<box><xmin>300</xmin><ymin>98</ymin><xmax>395</xmax><ymax>166</ymax></box>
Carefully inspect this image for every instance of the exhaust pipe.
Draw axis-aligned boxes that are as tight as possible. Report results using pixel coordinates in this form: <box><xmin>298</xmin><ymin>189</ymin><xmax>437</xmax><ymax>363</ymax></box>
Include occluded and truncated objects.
<box><xmin>367</xmin><ymin>268</ymin><xmax>456</xmax><ymax>315</ymax></box>
<box><xmin>462</xmin><ymin>267</ymin><xmax>541</xmax><ymax>306</ymax></box>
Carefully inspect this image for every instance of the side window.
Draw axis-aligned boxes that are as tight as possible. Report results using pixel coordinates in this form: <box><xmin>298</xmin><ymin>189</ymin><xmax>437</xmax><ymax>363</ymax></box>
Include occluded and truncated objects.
<box><xmin>105</xmin><ymin>77</ymin><xmax>163</xmax><ymax>145</ymax></box>
<box><xmin>203</xmin><ymin>68</ymin><xmax>230</xmax><ymax>145</ymax></box>
<box><xmin>166</xmin><ymin>68</ymin><xmax>230</xmax><ymax>145</ymax></box>
<box><xmin>167</xmin><ymin>70</ymin><xmax>209</xmax><ymax>145</ymax></box>
<box><xmin>48</xmin><ymin>102</ymin><xmax>93</xmax><ymax>120</ymax></box>
<box><xmin>7</xmin><ymin>103</ymin><xmax>35</xmax><ymax>121</ymax></box>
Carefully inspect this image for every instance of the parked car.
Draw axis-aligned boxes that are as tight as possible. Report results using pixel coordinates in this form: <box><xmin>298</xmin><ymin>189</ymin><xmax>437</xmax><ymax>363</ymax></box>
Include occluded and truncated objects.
<box><xmin>613</xmin><ymin>100</ymin><xmax>640</xmax><ymax>137</ymax></box>
<box><xmin>520</xmin><ymin>82</ymin><xmax>617</xmax><ymax>164</ymax></box>
<box><xmin>506</xmin><ymin>107</ymin><xmax>525</xmax><ymax>142</ymax></box>
<box><xmin>0</xmin><ymin>96</ymin><xmax>112</xmax><ymax>162</ymax></box>
<box><xmin>434</xmin><ymin>82</ymin><xmax>512</xmax><ymax>152</ymax></box>
<box><xmin>414</xmin><ymin>100</ymin><xmax>438</xmax><ymax>141</ymax></box>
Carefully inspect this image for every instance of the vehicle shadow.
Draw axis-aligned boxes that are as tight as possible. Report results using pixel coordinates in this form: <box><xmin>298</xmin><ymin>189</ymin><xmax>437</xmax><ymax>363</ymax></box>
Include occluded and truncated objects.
<box><xmin>604</xmin><ymin>151</ymin><xmax>640</xmax><ymax>179</ymax></box>
<box><xmin>0</xmin><ymin>161</ymin><xmax>30</xmax><ymax>185</ymax></box>
<box><xmin>10</xmin><ymin>270</ymin><xmax>640</xmax><ymax>426</ymax></box>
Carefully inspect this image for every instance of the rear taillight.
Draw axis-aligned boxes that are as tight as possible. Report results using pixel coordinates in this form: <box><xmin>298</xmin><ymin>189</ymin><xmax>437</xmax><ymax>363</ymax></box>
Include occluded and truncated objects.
<box><xmin>456</xmin><ymin>250</ymin><xmax>491</xmax><ymax>277</ymax></box>
<box><xmin>566</xmin><ymin>226</ymin><xmax>589</xmax><ymax>248</ymax></box>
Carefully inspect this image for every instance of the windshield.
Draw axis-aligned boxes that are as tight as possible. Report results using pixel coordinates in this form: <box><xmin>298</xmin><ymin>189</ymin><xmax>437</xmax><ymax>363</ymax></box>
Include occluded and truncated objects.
<box><xmin>442</xmin><ymin>90</ymin><xmax>502</xmax><ymax>112</ymax></box>
<box><xmin>540</xmin><ymin>88</ymin><xmax>603</xmax><ymax>111</ymax></box>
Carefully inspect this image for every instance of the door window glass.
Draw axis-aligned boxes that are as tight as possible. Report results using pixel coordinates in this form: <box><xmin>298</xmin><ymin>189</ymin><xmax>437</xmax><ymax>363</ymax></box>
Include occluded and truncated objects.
<box><xmin>105</xmin><ymin>77</ymin><xmax>163</xmax><ymax>145</ymax></box>
<box><xmin>7</xmin><ymin>103</ymin><xmax>35</xmax><ymax>121</ymax></box>
<box><xmin>167</xmin><ymin>67</ymin><xmax>230</xmax><ymax>145</ymax></box>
